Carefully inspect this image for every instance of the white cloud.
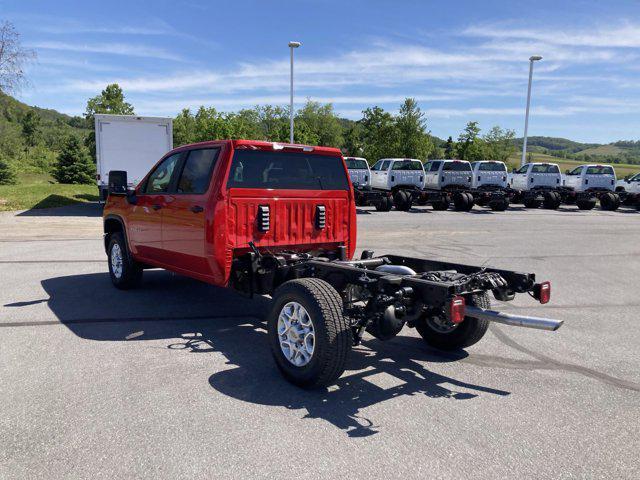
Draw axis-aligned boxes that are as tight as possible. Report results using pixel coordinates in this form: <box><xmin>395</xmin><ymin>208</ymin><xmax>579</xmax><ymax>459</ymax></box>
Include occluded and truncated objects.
<box><xmin>27</xmin><ymin>41</ymin><xmax>184</xmax><ymax>61</ymax></box>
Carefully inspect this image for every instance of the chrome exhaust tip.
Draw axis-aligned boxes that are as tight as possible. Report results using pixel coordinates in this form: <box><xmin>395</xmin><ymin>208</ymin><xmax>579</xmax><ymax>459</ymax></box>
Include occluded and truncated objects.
<box><xmin>465</xmin><ymin>306</ymin><xmax>564</xmax><ymax>331</ymax></box>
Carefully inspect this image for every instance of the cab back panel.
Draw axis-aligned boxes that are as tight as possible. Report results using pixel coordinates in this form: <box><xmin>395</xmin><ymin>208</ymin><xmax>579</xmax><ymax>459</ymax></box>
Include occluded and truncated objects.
<box><xmin>349</xmin><ymin>169</ymin><xmax>369</xmax><ymax>186</ymax></box>
<box><xmin>390</xmin><ymin>170</ymin><xmax>424</xmax><ymax>188</ymax></box>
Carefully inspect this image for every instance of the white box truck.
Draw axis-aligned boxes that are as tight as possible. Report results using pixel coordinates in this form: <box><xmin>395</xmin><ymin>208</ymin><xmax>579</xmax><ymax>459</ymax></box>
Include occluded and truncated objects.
<box><xmin>95</xmin><ymin>114</ymin><xmax>173</xmax><ymax>200</ymax></box>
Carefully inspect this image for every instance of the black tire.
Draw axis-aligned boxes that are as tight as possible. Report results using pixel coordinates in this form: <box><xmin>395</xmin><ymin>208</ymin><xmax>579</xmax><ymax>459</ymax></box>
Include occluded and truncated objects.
<box><xmin>464</xmin><ymin>192</ymin><xmax>475</xmax><ymax>211</ymax></box>
<box><xmin>375</xmin><ymin>196</ymin><xmax>393</xmax><ymax>212</ymax></box>
<box><xmin>453</xmin><ymin>192</ymin><xmax>473</xmax><ymax>211</ymax></box>
<box><xmin>523</xmin><ymin>197</ymin><xmax>541</xmax><ymax>209</ymax></box>
<box><xmin>490</xmin><ymin>198</ymin><xmax>509</xmax><ymax>211</ymax></box>
<box><xmin>432</xmin><ymin>199</ymin><xmax>450</xmax><ymax>211</ymax></box>
<box><xmin>600</xmin><ymin>192</ymin><xmax>619</xmax><ymax>211</ymax></box>
<box><xmin>267</xmin><ymin>278</ymin><xmax>352</xmax><ymax>388</ymax></box>
<box><xmin>393</xmin><ymin>190</ymin><xmax>413</xmax><ymax>211</ymax></box>
<box><xmin>543</xmin><ymin>191</ymin><xmax>560</xmax><ymax>209</ymax></box>
<box><xmin>576</xmin><ymin>197</ymin><xmax>596</xmax><ymax>210</ymax></box>
<box><xmin>107</xmin><ymin>232</ymin><xmax>143</xmax><ymax>289</ymax></box>
<box><xmin>415</xmin><ymin>293</ymin><xmax>490</xmax><ymax>350</ymax></box>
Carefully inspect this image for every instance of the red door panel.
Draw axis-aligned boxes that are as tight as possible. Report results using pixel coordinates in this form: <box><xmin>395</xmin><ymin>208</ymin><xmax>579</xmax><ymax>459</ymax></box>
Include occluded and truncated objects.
<box><xmin>127</xmin><ymin>194</ymin><xmax>165</xmax><ymax>260</ymax></box>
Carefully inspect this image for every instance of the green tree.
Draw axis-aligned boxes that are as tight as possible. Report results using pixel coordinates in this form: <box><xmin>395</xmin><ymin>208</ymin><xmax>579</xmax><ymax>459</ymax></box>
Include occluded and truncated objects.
<box><xmin>395</xmin><ymin>98</ymin><xmax>435</xmax><ymax>159</ymax></box>
<box><xmin>360</xmin><ymin>106</ymin><xmax>399</xmax><ymax>161</ymax></box>
<box><xmin>456</xmin><ymin>121</ymin><xmax>485</xmax><ymax>161</ymax></box>
<box><xmin>483</xmin><ymin>126</ymin><xmax>515</xmax><ymax>161</ymax></box>
<box><xmin>20</xmin><ymin>109</ymin><xmax>40</xmax><ymax>149</ymax></box>
<box><xmin>84</xmin><ymin>84</ymin><xmax>135</xmax><ymax>160</ymax></box>
<box><xmin>444</xmin><ymin>136</ymin><xmax>455</xmax><ymax>159</ymax></box>
<box><xmin>173</xmin><ymin>108</ymin><xmax>196</xmax><ymax>146</ymax></box>
<box><xmin>53</xmin><ymin>135</ymin><xmax>95</xmax><ymax>184</ymax></box>
<box><xmin>342</xmin><ymin>123</ymin><xmax>363</xmax><ymax>157</ymax></box>
<box><xmin>295</xmin><ymin>100</ymin><xmax>343</xmax><ymax>147</ymax></box>
<box><xmin>0</xmin><ymin>153</ymin><xmax>16</xmax><ymax>184</ymax></box>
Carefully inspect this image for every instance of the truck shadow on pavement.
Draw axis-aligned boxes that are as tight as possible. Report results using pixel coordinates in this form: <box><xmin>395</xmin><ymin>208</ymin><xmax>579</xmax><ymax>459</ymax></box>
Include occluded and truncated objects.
<box><xmin>18</xmin><ymin>200</ymin><xmax>102</xmax><ymax>217</ymax></box>
<box><xmin>41</xmin><ymin>270</ymin><xmax>511</xmax><ymax>437</ymax></box>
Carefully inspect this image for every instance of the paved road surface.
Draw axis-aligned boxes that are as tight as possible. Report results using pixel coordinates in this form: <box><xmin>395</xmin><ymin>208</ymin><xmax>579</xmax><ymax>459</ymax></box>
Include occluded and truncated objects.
<box><xmin>1</xmin><ymin>203</ymin><xmax>639</xmax><ymax>479</ymax></box>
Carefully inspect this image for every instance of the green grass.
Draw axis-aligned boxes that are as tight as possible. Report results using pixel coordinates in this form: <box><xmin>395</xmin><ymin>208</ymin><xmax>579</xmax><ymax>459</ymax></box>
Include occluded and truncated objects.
<box><xmin>508</xmin><ymin>152</ymin><xmax>640</xmax><ymax>178</ymax></box>
<box><xmin>0</xmin><ymin>173</ymin><xmax>98</xmax><ymax>212</ymax></box>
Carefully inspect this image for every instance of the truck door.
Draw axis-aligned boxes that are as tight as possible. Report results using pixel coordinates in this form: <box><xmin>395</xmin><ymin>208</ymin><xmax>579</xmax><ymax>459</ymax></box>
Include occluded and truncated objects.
<box><xmin>563</xmin><ymin>166</ymin><xmax>582</xmax><ymax>190</ymax></box>
<box><xmin>161</xmin><ymin>147</ymin><xmax>221</xmax><ymax>277</ymax></box>
<box><xmin>512</xmin><ymin>164</ymin><xmax>529</xmax><ymax>190</ymax></box>
<box><xmin>128</xmin><ymin>152</ymin><xmax>181</xmax><ymax>261</ymax></box>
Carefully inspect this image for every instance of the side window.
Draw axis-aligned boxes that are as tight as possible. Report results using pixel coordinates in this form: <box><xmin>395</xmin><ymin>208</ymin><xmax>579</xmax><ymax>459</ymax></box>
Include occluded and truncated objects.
<box><xmin>144</xmin><ymin>153</ymin><xmax>181</xmax><ymax>194</ymax></box>
<box><xmin>430</xmin><ymin>161</ymin><xmax>441</xmax><ymax>172</ymax></box>
<box><xmin>371</xmin><ymin>161</ymin><xmax>382</xmax><ymax>171</ymax></box>
<box><xmin>176</xmin><ymin>148</ymin><xmax>220</xmax><ymax>194</ymax></box>
<box><xmin>381</xmin><ymin>160</ymin><xmax>391</xmax><ymax>171</ymax></box>
<box><xmin>516</xmin><ymin>165</ymin><xmax>529</xmax><ymax>174</ymax></box>
<box><xmin>568</xmin><ymin>166</ymin><xmax>582</xmax><ymax>176</ymax></box>
<box><xmin>423</xmin><ymin>162</ymin><xmax>431</xmax><ymax>171</ymax></box>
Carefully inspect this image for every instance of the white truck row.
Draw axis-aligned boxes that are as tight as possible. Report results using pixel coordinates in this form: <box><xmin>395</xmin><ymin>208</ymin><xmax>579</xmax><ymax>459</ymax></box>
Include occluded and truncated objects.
<box><xmin>346</xmin><ymin>157</ymin><xmax>640</xmax><ymax>212</ymax></box>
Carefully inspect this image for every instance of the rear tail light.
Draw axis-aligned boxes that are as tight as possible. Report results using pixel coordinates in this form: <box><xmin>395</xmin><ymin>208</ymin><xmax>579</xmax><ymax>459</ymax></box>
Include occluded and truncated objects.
<box><xmin>478</xmin><ymin>176</ymin><xmax>481</xmax><ymax>182</ymax></box>
<box><xmin>502</xmin><ymin>176</ymin><xmax>507</xmax><ymax>181</ymax></box>
<box><xmin>364</xmin><ymin>175</ymin><xmax>368</xmax><ymax>182</ymax></box>
<box><xmin>420</xmin><ymin>176</ymin><xmax>423</xmax><ymax>182</ymax></box>
<box><xmin>449</xmin><ymin>295</ymin><xmax>466</xmax><ymax>324</ymax></box>
<box><xmin>534</xmin><ymin>281</ymin><xmax>551</xmax><ymax>304</ymax></box>
<box><xmin>391</xmin><ymin>175</ymin><xmax>395</xmax><ymax>182</ymax></box>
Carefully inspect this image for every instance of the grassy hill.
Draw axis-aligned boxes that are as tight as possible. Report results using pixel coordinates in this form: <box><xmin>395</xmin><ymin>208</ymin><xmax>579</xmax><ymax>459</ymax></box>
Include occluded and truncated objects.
<box><xmin>516</xmin><ymin>136</ymin><xmax>640</xmax><ymax>165</ymax></box>
<box><xmin>508</xmin><ymin>152</ymin><xmax>640</xmax><ymax>177</ymax></box>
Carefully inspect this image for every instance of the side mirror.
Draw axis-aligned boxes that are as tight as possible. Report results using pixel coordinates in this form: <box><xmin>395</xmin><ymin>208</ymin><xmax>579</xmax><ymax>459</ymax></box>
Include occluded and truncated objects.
<box><xmin>511</xmin><ymin>168</ymin><xmax>516</xmax><ymax>173</ymax></box>
<box><xmin>624</xmin><ymin>175</ymin><xmax>630</xmax><ymax>182</ymax></box>
<box><xmin>565</xmin><ymin>169</ymin><xmax>570</xmax><ymax>174</ymax></box>
<box><xmin>108</xmin><ymin>170</ymin><xmax>128</xmax><ymax>195</ymax></box>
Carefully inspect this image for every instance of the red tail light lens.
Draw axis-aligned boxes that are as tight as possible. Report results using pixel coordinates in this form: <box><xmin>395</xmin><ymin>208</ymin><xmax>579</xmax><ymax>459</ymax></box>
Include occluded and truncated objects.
<box><xmin>449</xmin><ymin>296</ymin><xmax>466</xmax><ymax>324</ymax></box>
<box><xmin>535</xmin><ymin>281</ymin><xmax>551</xmax><ymax>304</ymax></box>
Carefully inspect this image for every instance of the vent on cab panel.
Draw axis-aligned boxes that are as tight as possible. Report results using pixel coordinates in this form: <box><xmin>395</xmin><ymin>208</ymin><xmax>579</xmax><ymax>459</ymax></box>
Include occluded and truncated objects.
<box><xmin>257</xmin><ymin>205</ymin><xmax>270</xmax><ymax>232</ymax></box>
<box><xmin>315</xmin><ymin>205</ymin><xmax>326</xmax><ymax>229</ymax></box>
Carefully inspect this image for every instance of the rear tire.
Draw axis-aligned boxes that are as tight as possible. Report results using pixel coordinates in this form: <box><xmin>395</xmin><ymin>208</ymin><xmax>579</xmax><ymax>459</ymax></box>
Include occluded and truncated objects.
<box><xmin>576</xmin><ymin>197</ymin><xmax>596</xmax><ymax>210</ymax></box>
<box><xmin>432</xmin><ymin>198</ymin><xmax>450</xmax><ymax>211</ymax></box>
<box><xmin>393</xmin><ymin>190</ymin><xmax>413</xmax><ymax>211</ymax></box>
<box><xmin>375</xmin><ymin>196</ymin><xmax>393</xmax><ymax>212</ymax></box>
<box><xmin>107</xmin><ymin>232</ymin><xmax>143</xmax><ymax>289</ymax></box>
<box><xmin>490</xmin><ymin>198</ymin><xmax>509</xmax><ymax>211</ymax></box>
<box><xmin>543</xmin><ymin>191</ymin><xmax>560</xmax><ymax>209</ymax></box>
<box><xmin>600</xmin><ymin>192</ymin><xmax>620</xmax><ymax>211</ymax></box>
<box><xmin>453</xmin><ymin>192</ymin><xmax>474</xmax><ymax>211</ymax></box>
<box><xmin>415</xmin><ymin>293</ymin><xmax>490</xmax><ymax>350</ymax></box>
<box><xmin>523</xmin><ymin>197</ymin><xmax>541</xmax><ymax>209</ymax></box>
<box><xmin>267</xmin><ymin>278</ymin><xmax>352</xmax><ymax>388</ymax></box>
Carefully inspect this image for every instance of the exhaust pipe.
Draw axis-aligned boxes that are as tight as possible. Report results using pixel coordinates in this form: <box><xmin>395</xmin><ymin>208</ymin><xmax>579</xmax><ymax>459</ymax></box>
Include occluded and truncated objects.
<box><xmin>465</xmin><ymin>306</ymin><xmax>564</xmax><ymax>331</ymax></box>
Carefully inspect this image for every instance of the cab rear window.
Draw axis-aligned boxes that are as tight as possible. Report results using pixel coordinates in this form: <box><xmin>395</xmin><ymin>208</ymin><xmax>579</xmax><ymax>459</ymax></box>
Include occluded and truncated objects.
<box><xmin>586</xmin><ymin>166</ymin><xmax>614</xmax><ymax>175</ymax></box>
<box><xmin>478</xmin><ymin>162</ymin><xmax>506</xmax><ymax>172</ymax></box>
<box><xmin>227</xmin><ymin>150</ymin><xmax>349</xmax><ymax>191</ymax></box>
<box><xmin>531</xmin><ymin>164</ymin><xmax>560</xmax><ymax>173</ymax></box>
<box><xmin>391</xmin><ymin>160</ymin><xmax>423</xmax><ymax>171</ymax></box>
<box><xmin>345</xmin><ymin>158</ymin><xmax>368</xmax><ymax>170</ymax></box>
<box><xmin>443</xmin><ymin>161</ymin><xmax>471</xmax><ymax>172</ymax></box>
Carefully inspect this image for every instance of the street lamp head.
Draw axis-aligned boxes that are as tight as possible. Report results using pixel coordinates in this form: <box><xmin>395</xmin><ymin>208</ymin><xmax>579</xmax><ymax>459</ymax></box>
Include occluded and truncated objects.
<box><xmin>288</xmin><ymin>41</ymin><xmax>301</xmax><ymax>48</ymax></box>
<box><xmin>529</xmin><ymin>55</ymin><xmax>542</xmax><ymax>62</ymax></box>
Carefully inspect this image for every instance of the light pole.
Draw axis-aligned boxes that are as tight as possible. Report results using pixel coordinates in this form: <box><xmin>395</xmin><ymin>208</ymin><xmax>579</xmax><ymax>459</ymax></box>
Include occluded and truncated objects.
<box><xmin>288</xmin><ymin>41</ymin><xmax>301</xmax><ymax>143</ymax></box>
<box><xmin>521</xmin><ymin>55</ymin><xmax>542</xmax><ymax>167</ymax></box>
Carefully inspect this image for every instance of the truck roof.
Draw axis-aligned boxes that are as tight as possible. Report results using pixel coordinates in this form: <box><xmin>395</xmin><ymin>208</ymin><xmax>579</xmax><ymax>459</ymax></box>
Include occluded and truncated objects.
<box><xmin>379</xmin><ymin>158</ymin><xmax>422</xmax><ymax>162</ymax></box>
<box><xmin>168</xmin><ymin>139</ymin><xmax>343</xmax><ymax>157</ymax></box>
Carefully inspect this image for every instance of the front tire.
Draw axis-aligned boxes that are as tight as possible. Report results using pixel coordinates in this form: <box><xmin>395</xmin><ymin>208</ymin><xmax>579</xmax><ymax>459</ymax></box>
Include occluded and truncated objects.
<box><xmin>267</xmin><ymin>278</ymin><xmax>352</xmax><ymax>388</ymax></box>
<box><xmin>600</xmin><ymin>192</ymin><xmax>620</xmax><ymax>211</ymax></box>
<box><xmin>375</xmin><ymin>196</ymin><xmax>393</xmax><ymax>212</ymax></box>
<box><xmin>415</xmin><ymin>293</ymin><xmax>490</xmax><ymax>350</ymax></box>
<box><xmin>393</xmin><ymin>190</ymin><xmax>413</xmax><ymax>211</ymax></box>
<box><xmin>576</xmin><ymin>197</ymin><xmax>596</xmax><ymax>210</ymax></box>
<box><xmin>107</xmin><ymin>232</ymin><xmax>143</xmax><ymax>289</ymax></box>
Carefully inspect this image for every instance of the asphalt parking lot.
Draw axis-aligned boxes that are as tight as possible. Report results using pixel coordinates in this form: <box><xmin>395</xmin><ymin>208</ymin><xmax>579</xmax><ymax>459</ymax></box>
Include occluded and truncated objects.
<box><xmin>1</xmin><ymin>203</ymin><xmax>639</xmax><ymax>479</ymax></box>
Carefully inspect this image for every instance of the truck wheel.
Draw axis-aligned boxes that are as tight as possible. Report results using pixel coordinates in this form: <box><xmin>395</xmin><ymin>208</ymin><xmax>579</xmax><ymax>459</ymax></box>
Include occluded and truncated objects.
<box><xmin>453</xmin><ymin>192</ymin><xmax>473</xmax><ymax>211</ymax></box>
<box><xmin>464</xmin><ymin>192</ymin><xmax>475</xmax><ymax>211</ymax></box>
<box><xmin>600</xmin><ymin>192</ymin><xmax>619</xmax><ymax>211</ymax></box>
<box><xmin>576</xmin><ymin>197</ymin><xmax>596</xmax><ymax>210</ymax></box>
<box><xmin>432</xmin><ymin>199</ymin><xmax>450</xmax><ymax>211</ymax></box>
<box><xmin>543</xmin><ymin>191</ymin><xmax>560</xmax><ymax>209</ymax></box>
<box><xmin>523</xmin><ymin>197</ymin><xmax>541</xmax><ymax>209</ymax></box>
<box><xmin>393</xmin><ymin>190</ymin><xmax>413</xmax><ymax>211</ymax></box>
<box><xmin>267</xmin><ymin>278</ymin><xmax>352</xmax><ymax>388</ymax></box>
<box><xmin>107</xmin><ymin>232</ymin><xmax>143</xmax><ymax>289</ymax></box>
<box><xmin>375</xmin><ymin>196</ymin><xmax>393</xmax><ymax>212</ymax></box>
<box><xmin>415</xmin><ymin>293</ymin><xmax>490</xmax><ymax>350</ymax></box>
<box><xmin>490</xmin><ymin>198</ymin><xmax>509</xmax><ymax>211</ymax></box>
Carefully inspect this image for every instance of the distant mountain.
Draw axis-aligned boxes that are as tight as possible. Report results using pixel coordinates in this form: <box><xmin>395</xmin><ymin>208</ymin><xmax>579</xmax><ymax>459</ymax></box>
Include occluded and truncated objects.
<box><xmin>0</xmin><ymin>91</ymin><xmax>86</xmax><ymax>129</ymax></box>
<box><xmin>515</xmin><ymin>136</ymin><xmax>640</xmax><ymax>165</ymax></box>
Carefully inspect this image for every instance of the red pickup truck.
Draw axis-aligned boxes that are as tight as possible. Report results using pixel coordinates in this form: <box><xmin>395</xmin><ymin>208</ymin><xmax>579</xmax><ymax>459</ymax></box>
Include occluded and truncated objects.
<box><xmin>104</xmin><ymin>139</ymin><xmax>562</xmax><ymax>388</ymax></box>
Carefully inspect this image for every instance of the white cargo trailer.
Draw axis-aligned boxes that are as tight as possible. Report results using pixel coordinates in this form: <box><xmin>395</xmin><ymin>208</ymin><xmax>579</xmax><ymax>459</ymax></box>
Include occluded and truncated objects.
<box><xmin>95</xmin><ymin>114</ymin><xmax>173</xmax><ymax>200</ymax></box>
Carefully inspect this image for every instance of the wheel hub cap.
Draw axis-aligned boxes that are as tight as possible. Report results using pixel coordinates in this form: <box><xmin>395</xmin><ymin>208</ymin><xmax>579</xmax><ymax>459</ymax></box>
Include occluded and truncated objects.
<box><xmin>277</xmin><ymin>301</ymin><xmax>315</xmax><ymax>367</ymax></box>
<box><xmin>111</xmin><ymin>244</ymin><xmax>123</xmax><ymax>279</ymax></box>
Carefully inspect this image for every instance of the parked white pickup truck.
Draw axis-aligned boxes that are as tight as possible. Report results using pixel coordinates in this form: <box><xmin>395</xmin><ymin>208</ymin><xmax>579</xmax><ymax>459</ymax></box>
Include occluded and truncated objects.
<box><xmin>508</xmin><ymin>162</ymin><xmax>563</xmax><ymax>209</ymax></box>
<box><xmin>370</xmin><ymin>158</ymin><xmax>425</xmax><ymax>211</ymax></box>
<box><xmin>471</xmin><ymin>161</ymin><xmax>508</xmax><ymax>188</ymax></box>
<box><xmin>615</xmin><ymin>172</ymin><xmax>640</xmax><ymax>194</ymax></box>
<box><xmin>345</xmin><ymin>157</ymin><xmax>390</xmax><ymax>210</ymax></box>
<box><xmin>562</xmin><ymin>164</ymin><xmax>620</xmax><ymax>210</ymax></box>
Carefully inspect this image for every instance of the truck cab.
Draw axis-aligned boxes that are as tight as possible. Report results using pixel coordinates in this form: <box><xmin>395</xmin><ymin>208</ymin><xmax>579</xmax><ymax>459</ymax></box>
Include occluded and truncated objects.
<box><xmin>509</xmin><ymin>163</ymin><xmax>562</xmax><ymax>191</ymax></box>
<box><xmin>423</xmin><ymin>160</ymin><xmax>472</xmax><ymax>190</ymax></box>
<box><xmin>470</xmin><ymin>161</ymin><xmax>508</xmax><ymax>188</ymax></box>
<box><xmin>563</xmin><ymin>164</ymin><xmax>616</xmax><ymax>192</ymax></box>
<box><xmin>616</xmin><ymin>172</ymin><xmax>640</xmax><ymax>194</ymax></box>
<box><xmin>344</xmin><ymin>157</ymin><xmax>371</xmax><ymax>187</ymax></box>
<box><xmin>370</xmin><ymin>158</ymin><xmax>425</xmax><ymax>191</ymax></box>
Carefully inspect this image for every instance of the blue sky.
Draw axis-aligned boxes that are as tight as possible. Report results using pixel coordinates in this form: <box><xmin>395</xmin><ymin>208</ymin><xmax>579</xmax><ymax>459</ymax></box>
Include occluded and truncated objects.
<box><xmin>3</xmin><ymin>0</ymin><xmax>640</xmax><ymax>143</ymax></box>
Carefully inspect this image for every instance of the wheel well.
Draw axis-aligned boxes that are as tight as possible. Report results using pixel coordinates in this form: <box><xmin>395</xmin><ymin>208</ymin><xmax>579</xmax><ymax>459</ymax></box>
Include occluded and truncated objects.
<box><xmin>103</xmin><ymin>217</ymin><xmax>124</xmax><ymax>253</ymax></box>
